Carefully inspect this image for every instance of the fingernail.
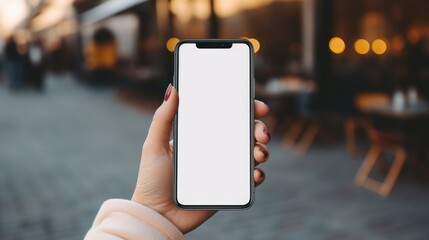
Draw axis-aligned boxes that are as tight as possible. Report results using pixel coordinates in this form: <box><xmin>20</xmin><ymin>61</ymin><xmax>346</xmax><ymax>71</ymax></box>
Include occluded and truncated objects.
<box><xmin>164</xmin><ymin>84</ymin><xmax>172</xmax><ymax>101</ymax></box>
<box><xmin>260</xmin><ymin>148</ymin><xmax>269</xmax><ymax>158</ymax></box>
<box><xmin>256</xmin><ymin>100</ymin><xmax>266</xmax><ymax>105</ymax></box>
<box><xmin>258</xmin><ymin>169</ymin><xmax>265</xmax><ymax>178</ymax></box>
<box><xmin>264</xmin><ymin>128</ymin><xmax>271</xmax><ymax>140</ymax></box>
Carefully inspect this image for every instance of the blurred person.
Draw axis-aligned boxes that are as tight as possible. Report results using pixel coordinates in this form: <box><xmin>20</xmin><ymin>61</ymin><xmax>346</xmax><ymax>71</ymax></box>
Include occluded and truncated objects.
<box><xmin>3</xmin><ymin>38</ymin><xmax>18</xmax><ymax>85</ymax></box>
<box><xmin>3</xmin><ymin>37</ymin><xmax>29</xmax><ymax>90</ymax></box>
<box><xmin>84</xmin><ymin>27</ymin><xmax>118</xmax><ymax>87</ymax></box>
<box><xmin>85</xmin><ymin>85</ymin><xmax>271</xmax><ymax>239</ymax></box>
<box><xmin>28</xmin><ymin>40</ymin><xmax>46</xmax><ymax>91</ymax></box>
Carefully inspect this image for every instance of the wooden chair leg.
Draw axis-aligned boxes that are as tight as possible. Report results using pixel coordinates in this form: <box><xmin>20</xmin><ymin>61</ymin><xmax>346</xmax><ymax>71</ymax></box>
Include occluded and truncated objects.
<box><xmin>282</xmin><ymin>120</ymin><xmax>303</xmax><ymax>148</ymax></box>
<box><xmin>355</xmin><ymin>144</ymin><xmax>407</xmax><ymax>197</ymax></box>
<box><xmin>379</xmin><ymin>148</ymin><xmax>406</xmax><ymax>196</ymax></box>
<box><xmin>295</xmin><ymin>123</ymin><xmax>320</xmax><ymax>155</ymax></box>
<box><xmin>355</xmin><ymin>144</ymin><xmax>382</xmax><ymax>185</ymax></box>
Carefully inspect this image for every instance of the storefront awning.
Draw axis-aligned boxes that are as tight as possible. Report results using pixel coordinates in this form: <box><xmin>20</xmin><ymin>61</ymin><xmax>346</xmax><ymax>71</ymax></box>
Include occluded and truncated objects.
<box><xmin>80</xmin><ymin>0</ymin><xmax>149</xmax><ymax>26</ymax></box>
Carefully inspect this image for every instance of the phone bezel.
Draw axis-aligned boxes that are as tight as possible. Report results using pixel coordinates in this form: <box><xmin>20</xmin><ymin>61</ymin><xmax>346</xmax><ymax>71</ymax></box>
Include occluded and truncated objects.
<box><xmin>173</xmin><ymin>39</ymin><xmax>255</xmax><ymax>210</ymax></box>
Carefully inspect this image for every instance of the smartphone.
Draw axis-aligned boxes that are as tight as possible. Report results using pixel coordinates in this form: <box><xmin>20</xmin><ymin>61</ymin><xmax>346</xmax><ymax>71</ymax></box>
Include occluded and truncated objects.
<box><xmin>173</xmin><ymin>39</ymin><xmax>254</xmax><ymax>209</ymax></box>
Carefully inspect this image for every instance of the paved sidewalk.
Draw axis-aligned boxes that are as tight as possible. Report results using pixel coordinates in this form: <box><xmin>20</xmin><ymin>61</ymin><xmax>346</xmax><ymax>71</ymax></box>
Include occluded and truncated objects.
<box><xmin>1</xmin><ymin>74</ymin><xmax>429</xmax><ymax>239</ymax></box>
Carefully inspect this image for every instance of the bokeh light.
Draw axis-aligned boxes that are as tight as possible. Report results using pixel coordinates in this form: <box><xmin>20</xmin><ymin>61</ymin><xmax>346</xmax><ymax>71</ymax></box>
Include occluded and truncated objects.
<box><xmin>354</xmin><ymin>39</ymin><xmax>370</xmax><ymax>55</ymax></box>
<box><xmin>193</xmin><ymin>0</ymin><xmax>210</xmax><ymax>20</ymax></box>
<box><xmin>372</xmin><ymin>39</ymin><xmax>387</xmax><ymax>55</ymax></box>
<box><xmin>391</xmin><ymin>35</ymin><xmax>405</xmax><ymax>54</ymax></box>
<box><xmin>0</xmin><ymin>0</ymin><xmax>30</xmax><ymax>38</ymax></box>
<box><xmin>166</xmin><ymin>37</ymin><xmax>180</xmax><ymax>52</ymax></box>
<box><xmin>329</xmin><ymin>37</ymin><xmax>345</xmax><ymax>54</ymax></box>
<box><xmin>248</xmin><ymin>38</ymin><xmax>260</xmax><ymax>53</ymax></box>
<box><xmin>407</xmin><ymin>28</ymin><xmax>421</xmax><ymax>44</ymax></box>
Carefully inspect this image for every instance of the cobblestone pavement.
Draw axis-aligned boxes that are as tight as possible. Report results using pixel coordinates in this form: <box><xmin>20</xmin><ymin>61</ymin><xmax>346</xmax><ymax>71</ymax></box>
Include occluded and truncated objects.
<box><xmin>1</xmin><ymin>74</ymin><xmax>429</xmax><ymax>240</ymax></box>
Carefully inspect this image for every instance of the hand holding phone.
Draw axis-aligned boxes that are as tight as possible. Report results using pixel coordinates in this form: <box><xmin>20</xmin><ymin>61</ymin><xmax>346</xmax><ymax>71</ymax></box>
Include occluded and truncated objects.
<box><xmin>131</xmin><ymin>84</ymin><xmax>270</xmax><ymax>233</ymax></box>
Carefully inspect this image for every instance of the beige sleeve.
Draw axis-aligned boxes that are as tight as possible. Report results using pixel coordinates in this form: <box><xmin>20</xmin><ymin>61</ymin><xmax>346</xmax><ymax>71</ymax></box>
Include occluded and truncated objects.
<box><xmin>85</xmin><ymin>199</ymin><xmax>185</xmax><ymax>240</ymax></box>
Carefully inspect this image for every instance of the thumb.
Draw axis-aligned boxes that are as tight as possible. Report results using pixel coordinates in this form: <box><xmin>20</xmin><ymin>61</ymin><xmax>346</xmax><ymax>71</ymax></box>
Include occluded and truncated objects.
<box><xmin>143</xmin><ymin>84</ymin><xmax>178</xmax><ymax>152</ymax></box>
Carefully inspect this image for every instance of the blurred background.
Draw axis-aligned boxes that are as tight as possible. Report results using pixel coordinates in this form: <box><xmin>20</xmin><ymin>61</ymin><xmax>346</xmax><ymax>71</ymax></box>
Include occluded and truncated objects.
<box><xmin>1</xmin><ymin>0</ymin><xmax>429</xmax><ymax>239</ymax></box>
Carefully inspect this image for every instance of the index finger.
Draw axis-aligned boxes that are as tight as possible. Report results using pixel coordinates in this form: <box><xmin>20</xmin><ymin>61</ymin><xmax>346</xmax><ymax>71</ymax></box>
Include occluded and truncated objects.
<box><xmin>255</xmin><ymin>100</ymin><xmax>270</xmax><ymax>118</ymax></box>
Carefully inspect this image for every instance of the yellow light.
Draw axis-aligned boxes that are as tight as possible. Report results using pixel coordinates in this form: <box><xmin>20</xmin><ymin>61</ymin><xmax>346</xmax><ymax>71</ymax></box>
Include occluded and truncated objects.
<box><xmin>248</xmin><ymin>38</ymin><xmax>260</xmax><ymax>53</ymax></box>
<box><xmin>372</xmin><ymin>39</ymin><xmax>387</xmax><ymax>55</ymax></box>
<box><xmin>354</xmin><ymin>39</ymin><xmax>370</xmax><ymax>55</ymax></box>
<box><xmin>166</xmin><ymin>37</ymin><xmax>180</xmax><ymax>52</ymax></box>
<box><xmin>193</xmin><ymin>0</ymin><xmax>210</xmax><ymax>20</ymax></box>
<box><xmin>215</xmin><ymin>0</ymin><xmax>270</xmax><ymax>18</ymax></box>
<box><xmin>0</xmin><ymin>0</ymin><xmax>29</xmax><ymax>38</ymax></box>
<box><xmin>329</xmin><ymin>37</ymin><xmax>345</xmax><ymax>54</ymax></box>
<box><xmin>170</xmin><ymin>0</ymin><xmax>192</xmax><ymax>23</ymax></box>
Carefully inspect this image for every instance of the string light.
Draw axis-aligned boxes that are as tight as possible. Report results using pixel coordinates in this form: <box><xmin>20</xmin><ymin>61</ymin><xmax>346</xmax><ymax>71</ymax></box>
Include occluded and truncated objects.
<box><xmin>354</xmin><ymin>39</ymin><xmax>370</xmax><ymax>55</ymax></box>
<box><xmin>372</xmin><ymin>39</ymin><xmax>387</xmax><ymax>55</ymax></box>
<box><xmin>248</xmin><ymin>38</ymin><xmax>260</xmax><ymax>53</ymax></box>
<box><xmin>166</xmin><ymin>37</ymin><xmax>180</xmax><ymax>52</ymax></box>
<box><xmin>329</xmin><ymin>37</ymin><xmax>345</xmax><ymax>54</ymax></box>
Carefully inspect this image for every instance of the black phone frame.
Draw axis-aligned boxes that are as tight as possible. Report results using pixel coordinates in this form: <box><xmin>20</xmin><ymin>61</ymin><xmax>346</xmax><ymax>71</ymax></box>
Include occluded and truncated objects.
<box><xmin>173</xmin><ymin>39</ymin><xmax>255</xmax><ymax>210</ymax></box>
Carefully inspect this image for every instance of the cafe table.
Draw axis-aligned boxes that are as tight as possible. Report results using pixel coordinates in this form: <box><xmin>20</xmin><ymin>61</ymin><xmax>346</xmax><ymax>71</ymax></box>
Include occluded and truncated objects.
<box><xmin>363</xmin><ymin>101</ymin><xmax>429</xmax><ymax>120</ymax></box>
<box><xmin>355</xmin><ymin>100</ymin><xmax>429</xmax><ymax>196</ymax></box>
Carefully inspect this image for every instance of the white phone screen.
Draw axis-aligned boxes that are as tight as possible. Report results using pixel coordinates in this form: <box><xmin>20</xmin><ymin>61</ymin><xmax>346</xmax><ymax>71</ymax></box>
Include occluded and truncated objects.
<box><xmin>176</xmin><ymin>42</ymin><xmax>252</xmax><ymax>207</ymax></box>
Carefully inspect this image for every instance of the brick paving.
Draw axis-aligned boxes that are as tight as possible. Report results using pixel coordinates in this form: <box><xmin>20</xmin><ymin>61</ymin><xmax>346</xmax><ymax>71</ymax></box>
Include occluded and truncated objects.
<box><xmin>1</xmin><ymin>74</ymin><xmax>429</xmax><ymax>240</ymax></box>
